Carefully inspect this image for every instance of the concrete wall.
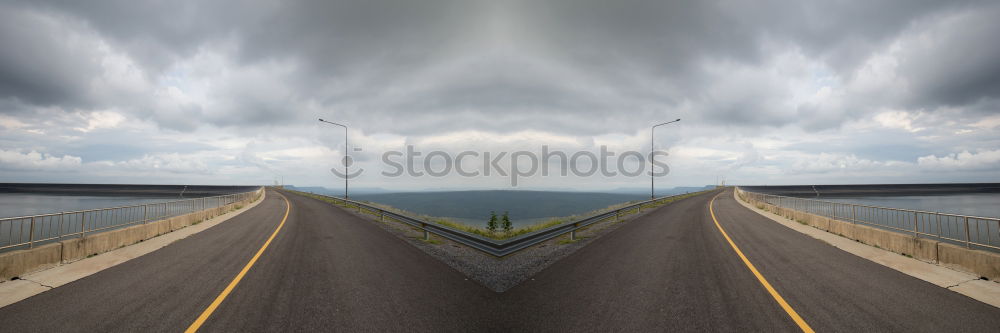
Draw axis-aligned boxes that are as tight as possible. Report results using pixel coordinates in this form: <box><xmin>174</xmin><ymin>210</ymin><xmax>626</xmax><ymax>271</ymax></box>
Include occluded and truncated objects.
<box><xmin>739</xmin><ymin>190</ymin><xmax>999</xmax><ymax>280</ymax></box>
<box><xmin>0</xmin><ymin>190</ymin><xmax>261</xmax><ymax>280</ymax></box>
<box><xmin>938</xmin><ymin>243</ymin><xmax>1000</xmax><ymax>281</ymax></box>
<box><xmin>0</xmin><ymin>243</ymin><xmax>62</xmax><ymax>280</ymax></box>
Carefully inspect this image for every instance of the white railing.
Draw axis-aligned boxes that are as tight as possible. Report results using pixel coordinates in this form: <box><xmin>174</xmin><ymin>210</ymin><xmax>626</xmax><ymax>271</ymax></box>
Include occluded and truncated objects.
<box><xmin>737</xmin><ymin>188</ymin><xmax>1000</xmax><ymax>251</ymax></box>
<box><xmin>0</xmin><ymin>188</ymin><xmax>262</xmax><ymax>252</ymax></box>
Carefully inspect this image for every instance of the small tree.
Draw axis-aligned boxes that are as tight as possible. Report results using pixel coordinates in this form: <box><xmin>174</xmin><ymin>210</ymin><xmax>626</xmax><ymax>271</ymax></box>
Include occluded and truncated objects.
<box><xmin>487</xmin><ymin>211</ymin><xmax>498</xmax><ymax>234</ymax></box>
<box><xmin>502</xmin><ymin>211</ymin><xmax>512</xmax><ymax>233</ymax></box>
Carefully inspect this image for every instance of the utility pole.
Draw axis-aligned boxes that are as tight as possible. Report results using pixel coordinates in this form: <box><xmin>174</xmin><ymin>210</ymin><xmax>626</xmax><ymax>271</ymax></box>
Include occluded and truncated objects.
<box><xmin>318</xmin><ymin>118</ymin><xmax>350</xmax><ymax>199</ymax></box>
<box><xmin>651</xmin><ymin>119</ymin><xmax>681</xmax><ymax>199</ymax></box>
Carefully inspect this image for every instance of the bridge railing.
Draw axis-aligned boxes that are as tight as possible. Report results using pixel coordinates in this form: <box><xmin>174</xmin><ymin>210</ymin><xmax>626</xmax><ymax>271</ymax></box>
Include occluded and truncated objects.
<box><xmin>289</xmin><ymin>189</ymin><xmax>713</xmax><ymax>257</ymax></box>
<box><xmin>736</xmin><ymin>188</ymin><xmax>1000</xmax><ymax>251</ymax></box>
<box><xmin>0</xmin><ymin>188</ymin><xmax>263</xmax><ymax>252</ymax></box>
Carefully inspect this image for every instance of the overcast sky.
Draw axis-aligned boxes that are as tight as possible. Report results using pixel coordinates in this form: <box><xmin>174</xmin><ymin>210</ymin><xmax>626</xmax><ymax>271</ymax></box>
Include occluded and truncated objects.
<box><xmin>1</xmin><ymin>0</ymin><xmax>998</xmax><ymax>190</ymax></box>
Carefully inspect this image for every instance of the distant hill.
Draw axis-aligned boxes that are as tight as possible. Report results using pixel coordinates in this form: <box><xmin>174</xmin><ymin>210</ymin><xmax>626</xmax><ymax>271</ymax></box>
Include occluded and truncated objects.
<box><xmin>605</xmin><ymin>185</ymin><xmax>716</xmax><ymax>196</ymax></box>
<box><xmin>741</xmin><ymin>183</ymin><xmax>1000</xmax><ymax>197</ymax></box>
<box><xmin>0</xmin><ymin>183</ymin><xmax>258</xmax><ymax>197</ymax></box>
<box><xmin>284</xmin><ymin>185</ymin><xmax>388</xmax><ymax>196</ymax></box>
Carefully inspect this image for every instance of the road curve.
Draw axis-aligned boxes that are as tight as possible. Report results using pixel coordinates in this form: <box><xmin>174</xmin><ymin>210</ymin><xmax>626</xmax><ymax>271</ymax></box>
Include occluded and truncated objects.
<box><xmin>500</xmin><ymin>188</ymin><xmax>1000</xmax><ymax>331</ymax></box>
<box><xmin>0</xmin><ymin>189</ymin><xmax>494</xmax><ymax>332</ymax></box>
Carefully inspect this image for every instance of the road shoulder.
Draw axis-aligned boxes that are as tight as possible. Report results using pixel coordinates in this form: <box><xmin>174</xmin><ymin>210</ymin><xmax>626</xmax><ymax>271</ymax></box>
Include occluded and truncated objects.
<box><xmin>732</xmin><ymin>189</ymin><xmax>1000</xmax><ymax>308</ymax></box>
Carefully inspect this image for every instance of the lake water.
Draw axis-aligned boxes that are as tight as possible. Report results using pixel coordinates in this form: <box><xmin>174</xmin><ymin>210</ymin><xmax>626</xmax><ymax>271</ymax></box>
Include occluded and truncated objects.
<box><xmin>0</xmin><ymin>193</ymin><xmax>196</xmax><ymax>218</ymax></box>
<box><xmin>352</xmin><ymin>190</ymin><xmax>652</xmax><ymax>229</ymax></box>
<box><xmin>817</xmin><ymin>194</ymin><xmax>1000</xmax><ymax>219</ymax></box>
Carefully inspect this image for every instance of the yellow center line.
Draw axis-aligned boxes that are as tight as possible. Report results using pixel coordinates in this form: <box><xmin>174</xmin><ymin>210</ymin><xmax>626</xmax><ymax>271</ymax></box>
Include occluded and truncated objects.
<box><xmin>709</xmin><ymin>192</ymin><xmax>814</xmax><ymax>333</ymax></box>
<box><xmin>185</xmin><ymin>192</ymin><xmax>291</xmax><ymax>333</ymax></box>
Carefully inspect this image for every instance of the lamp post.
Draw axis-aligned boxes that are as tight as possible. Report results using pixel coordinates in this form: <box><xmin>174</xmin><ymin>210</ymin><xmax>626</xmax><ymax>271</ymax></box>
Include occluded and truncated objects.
<box><xmin>318</xmin><ymin>118</ymin><xmax>349</xmax><ymax>199</ymax></box>
<box><xmin>651</xmin><ymin>119</ymin><xmax>681</xmax><ymax>199</ymax></box>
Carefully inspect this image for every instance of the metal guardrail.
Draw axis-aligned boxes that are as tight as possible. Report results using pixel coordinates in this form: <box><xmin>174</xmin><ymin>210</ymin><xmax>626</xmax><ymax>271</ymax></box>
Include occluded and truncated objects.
<box><xmin>736</xmin><ymin>187</ymin><xmax>1000</xmax><ymax>251</ymax></box>
<box><xmin>295</xmin><ymin>189</ymin><xmax>714</xmax><ymax>257</ymax></box>
<box><xmin>0</xmin><ymin>188</ymin><xmax>263</xmax><ymax>252</ymax></box>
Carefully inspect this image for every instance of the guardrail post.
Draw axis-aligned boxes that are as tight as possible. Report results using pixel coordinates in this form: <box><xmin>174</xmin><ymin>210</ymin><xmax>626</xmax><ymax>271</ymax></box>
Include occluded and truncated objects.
<box><xmin>81</xmin><ymin>213</ymin><xmax>87</xmax><ymax>238</ymax></box>
<box><xmin>913</xmin><ymin>212</ymin><xmax>918</xmax><ymax>238</ymax></box>
<box><xmin>57</xmin><ymin>214</ymin><xmax>64</xmax><ymax>240</ymax></box>
<box><xmin>421</xmin><ymin>223</ymin><xmax>429</xmax><ymax>241</ymax></box>
<box><xmin>851</xmin><ymin>205</ymin><xmax>856</xmax><ymax>224</ymax></box>
<box><xmin>936</xmin><ymin>214</ymin><xmax>942</xmax><ymax>239</ymax></box>
<box><xmin>615</xmin><ymin>210</ymin><xmax>620</xmax><ymax>222</ymax></box>
<box><xmin>964</xmin><ymin>217</ymin><xmax>971</xmax><ymax>248</ymax></box>
<box><xmin>28</xmin><ymin>217</ymin><xmax>36</xmax><ymax>248</ymax></box>
<box><xmin>380</xmin><ymin>211</ymin><xmax>385</xmax><ymax>223</ymax></box>
<box><xmin>570</xmin><ymin>223</ymin><xmax>579</xmax><ymax>241</ymax></box>
<box><xmin>142</xmin><ymin>205</ymin><xmax>148</xmax><ymax>224</ymax></box>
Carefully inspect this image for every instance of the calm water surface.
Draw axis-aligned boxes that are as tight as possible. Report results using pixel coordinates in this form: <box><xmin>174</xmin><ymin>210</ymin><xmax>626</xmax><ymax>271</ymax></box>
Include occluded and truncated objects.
<box><xmin>0</xmin><ymin>193</ymin><xmax>194</xmax><ymax>218</ymax></box>
<box><xmin>819</xmin><ymin>194</ymin><xmax>1000</xmax><ymax>218</ymax></box>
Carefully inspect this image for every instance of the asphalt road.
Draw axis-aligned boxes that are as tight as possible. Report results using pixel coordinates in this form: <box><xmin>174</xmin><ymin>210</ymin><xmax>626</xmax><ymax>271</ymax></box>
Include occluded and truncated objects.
<box><xmin>1</xmin><ymin>188</ymin><xmax>998</xmax><ymax>332</ymax></box>
<box><xmin>500</xmin><ymin>188</ymin><xmax>1000</xmax><ymax>331</ymax></box>
<box><xmin>0</xmin><ymin>189</ymin><xmax>495</xmax><ymax>332</ymax></box>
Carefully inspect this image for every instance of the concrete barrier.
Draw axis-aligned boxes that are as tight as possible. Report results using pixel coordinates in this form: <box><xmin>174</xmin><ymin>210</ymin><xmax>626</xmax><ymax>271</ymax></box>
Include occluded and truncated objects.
<box><xmin>852</xmin><ymin>224</ymin><xmax>938</xmax><ymax>262</ymax></box>
<box><xmin>151</xmin><ymin>218</ymin><xmax>172</xmax><ymax>236</ymax></box>
<box><xmin>0</xmin><ymin>190</ymin><xmax>262</xmax><ymax>278</ymax></box>
<box><xmin>938</xmin><ymin>243</ymin><xmax>1000</xmax><ymax>281</ymax></box>
<box><xmin>739</xmin><ymin>190</ymin><xmax>999</xmax><ymax>278</ymax></box>
<box><xmin>61</xmin><ymin>224</ymin><xmax>148</xmax><ymax>262</ymax></box>
<box><xmin>60</xmin><ymin>196</ymin><xmax>257</xmax><ymax>263</ymax></box>
<box><xmin>826</xmin><ymin>218</ymin><xmax>854</xmax><ymax>239</ymax></box>
<box><xmin>804</xmin><ymin>213</ymin><xmax>830</xmax><ymax>231</ymax></box>
<box><xmin>0</xmin><ymin>243</ymin><xmax>63</xmax><ymax>280</ymax></box>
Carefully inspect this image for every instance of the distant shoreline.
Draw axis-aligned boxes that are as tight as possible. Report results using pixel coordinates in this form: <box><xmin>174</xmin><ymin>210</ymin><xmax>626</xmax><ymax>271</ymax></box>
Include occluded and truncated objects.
<box><xmin>0</xmin><ymin>183</ymin><xmax>259</xmax><ymax>197</ymax></box>
<box><xmin>740</xmin><ymin>183</ymin><xmax>1000</xmax><ymax>197</ymax></box>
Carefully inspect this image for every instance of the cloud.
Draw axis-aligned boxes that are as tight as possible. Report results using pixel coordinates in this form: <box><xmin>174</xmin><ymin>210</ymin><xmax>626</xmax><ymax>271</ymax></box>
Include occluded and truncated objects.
<box><xmin>0</xmin><ymin>6</ymin><xmax>102</xmax><ymax>108</ymax></box>
<box><xmin>0</xmin><ymin>149</ymin><xmax>82</xmax><ymax>171</ymax></box>
<box><xmin>873</xmin><ymin>111</ymin><xmax>924</xmax><ymax>133</ymax></box>
<box><xmin>75</xmin><ymin>111</ymin><xmax>126</xmax><ymax>132</ymax></box>
<box><xmin>788</xmin><ymin>152</ymin><xmax>914</xmax><ymax>174</ymax></box>
<box><xmin>0</xmin><ymin>0</ymin><xmax>998</xmax><ymax>187</ymax></box>
<box><xmin>918</xmin><ymin>150</ymin><xmax>1000</xmax><ymax>171</ymax></box>
<box><xmin>895</xmin><ymin>5</ymin><xmax>1000</xmax><ymax>108</ymax></box>
<box><xmin>95</xmin><ymin>153</ymin><xmax>213</xmax><ymax>175</ymax></box>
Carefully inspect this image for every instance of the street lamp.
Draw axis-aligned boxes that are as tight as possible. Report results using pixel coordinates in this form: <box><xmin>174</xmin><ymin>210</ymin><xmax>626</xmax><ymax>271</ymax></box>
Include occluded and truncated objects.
<box><xmin>318</xmin><ymin>118</ymin><xmax>349</xmax><ymax>199</ymax></box>
<box><xmin>651</xmin><ymin>119</ymin><xmax>681</xmax><ymax>199</ymax></box>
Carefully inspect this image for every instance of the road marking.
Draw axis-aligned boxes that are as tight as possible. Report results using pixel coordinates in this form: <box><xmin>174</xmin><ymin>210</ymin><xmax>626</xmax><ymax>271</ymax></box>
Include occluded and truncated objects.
<box><xmin>185</xmin><ymin>192</ymin><xmax>291</xmax><ymax>333</ymax></box>
<box><xmin>709</xmin><ymin>192</ymin><xmax>815</xmax><ymax>333</ymax></box>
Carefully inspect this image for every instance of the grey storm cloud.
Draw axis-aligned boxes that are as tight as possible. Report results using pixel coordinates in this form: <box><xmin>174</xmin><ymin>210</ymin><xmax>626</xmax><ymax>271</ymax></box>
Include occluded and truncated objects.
<box><xmin>1</xmin><ymin>0</ymin><xmax>999</xmax><ymax>136</ymax></box>
<box><xmin>895</xmin><ymin>4</ymin><xmax>1000</xmax><ymax>109</ymax></box>
<box><xmin>0</xmin><ymin>7</ymin><xmax>100</xmax><ymax>108</ymax></box>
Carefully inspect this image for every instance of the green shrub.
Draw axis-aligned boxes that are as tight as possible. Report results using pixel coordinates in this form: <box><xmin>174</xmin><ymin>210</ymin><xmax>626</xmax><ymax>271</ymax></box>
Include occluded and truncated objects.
<box><xmin>502</xmin><ymin>211</ymin><xmax>512</xmax><ymax>234</ymax></box>
<box><xmin>487</xmin><ymin>211</ymin><xmax>499</xmax><ymax>234</ymax></box>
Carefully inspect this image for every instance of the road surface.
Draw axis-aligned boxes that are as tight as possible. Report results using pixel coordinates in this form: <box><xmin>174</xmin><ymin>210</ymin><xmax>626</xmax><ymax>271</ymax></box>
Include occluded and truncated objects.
<box><xmin>500</xmin><ymin>188</ymin><xmax>1000</xmax><ymax>331</ymax></box>
<box><xmin>1</xmin><ymin>188</ymin><xmax>998</xmax><ymax>332</ymax></box>
<box><xmin>0</xmin><ymin>189</ymin><xmax>494</xmax><ymax>332</ymax></box>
